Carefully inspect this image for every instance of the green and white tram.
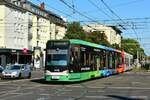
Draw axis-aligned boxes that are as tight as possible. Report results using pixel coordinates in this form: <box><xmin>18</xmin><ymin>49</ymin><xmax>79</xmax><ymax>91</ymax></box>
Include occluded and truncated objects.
<box><xmin>44</xmin><ymin>39</ymin><xmax>133</xmax><ymax>82</ymax></box>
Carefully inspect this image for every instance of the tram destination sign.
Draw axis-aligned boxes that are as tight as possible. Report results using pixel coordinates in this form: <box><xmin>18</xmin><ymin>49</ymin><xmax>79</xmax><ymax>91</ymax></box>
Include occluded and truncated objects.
<box><xmin>47</xmin><ymin>49</ymin><xmax>68</xmax><ymax>54</ymax></box>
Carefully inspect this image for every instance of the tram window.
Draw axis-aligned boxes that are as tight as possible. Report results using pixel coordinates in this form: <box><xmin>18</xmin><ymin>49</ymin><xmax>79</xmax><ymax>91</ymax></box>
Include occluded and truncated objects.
<box><xmin>80</xmin><ymin>52</ymin><xmax>90</xmax><ymax>66</ymax></box>
<box><xmin>109</xmin><ymin>52</ymin><xmax>113</xmax><ymax>69</ymax></box>
<box><xmin>125</xmin><ymin>57</ymin><xmax>129</xmax><ymax>66</ymax></box>
<box><xmin>70</xmin><ymin>48</ymin><xmax>80</xmax><ymax>66</ymax></box>
<box><xmin>101</xmin><ymin>51</ymin><xmax>106</xmax><ymax>69</ymax></box>
<box><xmin>80</xmin><ymin>51</ymin><xmax>86</xmax><ymax>66</ymax></box>
<box><xmin>84</xmin><ymin>52</ymin><xmax>86</xmax><ymax>65</ymax></box>
<box><xmin>105</xmin><ymin>52</ymin><xmax>109</xmax><ymax>68</ymax></box>
<box><xmin>112</xmin><ymin>52</ymin><xmax>116</xmax><ymax>69</ymax></box>
<box><xmin>86</xmin><ymin>53</ymin><xmax>89</xmax><ymax>66</ymax></box>
<box><xmin>96</xmin><ymin>56</ymin><xmax>100</xmax><ymax>70</ymax></box>
<box><xmin>100</xmin><ymin>54</ymin><xmax>103</xmax><ymax>70</ymax></box>
<box><xmin>91</xmin><ymin>54</ymin><xmax>94</xmax><ymax>66</ymax></box>
<box><xmin>88</xmin><ymin>53</ymin><xmax>91</xmax><ymax>66</ymax></box>
<box><xmin>117</xmin><ymin>53</ymin><xmax>122</xmax><ymax>68</ymax></box>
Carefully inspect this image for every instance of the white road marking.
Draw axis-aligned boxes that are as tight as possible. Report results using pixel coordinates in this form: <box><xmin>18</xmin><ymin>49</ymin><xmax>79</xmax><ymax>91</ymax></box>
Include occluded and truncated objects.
<box><xmin>131</xmin><ymin>96</ymin><xmax>148</xmax><ymax>99</ymax></box>
<box><xmin>66</xmin><ymin>85</ymin><xmax>150</xmax><ymax>90</ymax></box>
<box><xmin>86</xmin><ymin>95</ymin><xmax>109</xmax><ymax>99</ymax></box>
<box><xmin>87</xmin><ymin>90</ymin><xmax>105</xmax><ymax>93</ymax></box>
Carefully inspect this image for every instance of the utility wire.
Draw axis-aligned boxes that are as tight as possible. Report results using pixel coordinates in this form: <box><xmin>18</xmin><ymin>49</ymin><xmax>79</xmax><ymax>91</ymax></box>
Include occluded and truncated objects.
<box><xmin>100</xmin><ymin>0</ymin><xmax>147</xmax><ymax>55</ymax></box>
<box><xmin>59</xmin><ymin>0</ymin><xmax>100</xmax><ymax>24</ymax></box>
<box><xmin>100</xmin><ymin>0</ymin><xmax>140</xmax><ymax>40</ymax></box>
<box><xmin>112</xmin><ymin>0</ymin><xmax>145</xmax><ymax>8</ymax></box>
<box><xmin>87</xmin><ymin>0</ymin><xmax>114</xmax><ymax>20</ymax></box>
<box><xmin>34</xmin><ymin>0</ymin><xmax>75</xmax><ymax>18</ymax></box>
<box><xmin>71</xmin><ymin>0</ymin><xmax>75</xmax><ymax>14</ymax></box>
<box><xmin>87</xmin><ymin>0</ymin><xmax>127</xmax><ymax>30</ymax></box>
<box><xmin>58</xmin><ymin>0</ymin><xmax>107</xmax><ymax>31</ymax></box>
<box><xmin>100</xmin><ymin>0</ymin><xmax>127</xmax><ymax>25</ymax></box>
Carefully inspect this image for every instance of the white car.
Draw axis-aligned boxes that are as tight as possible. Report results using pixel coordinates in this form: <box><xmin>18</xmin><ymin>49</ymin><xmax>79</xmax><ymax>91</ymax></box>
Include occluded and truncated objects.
<box><xmin>2</xmin><ymin>64</ymin><xmax>31</xmax><ymax>79</ymax></box>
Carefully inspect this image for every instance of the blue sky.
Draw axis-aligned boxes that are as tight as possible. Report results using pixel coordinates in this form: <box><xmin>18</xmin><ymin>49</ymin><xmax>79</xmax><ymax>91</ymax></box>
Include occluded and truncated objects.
<box><xmin>31</xmin><ymin>0</ymin><xmax>150</xmax><ymax>55</ymax></box>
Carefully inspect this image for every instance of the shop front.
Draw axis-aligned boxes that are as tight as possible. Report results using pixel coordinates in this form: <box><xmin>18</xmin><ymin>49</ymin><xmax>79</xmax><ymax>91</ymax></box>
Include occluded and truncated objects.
<box><xmin>0</xmin><ymin>48</ymin><xmax>32</xmax><ymax>67</ymax></box>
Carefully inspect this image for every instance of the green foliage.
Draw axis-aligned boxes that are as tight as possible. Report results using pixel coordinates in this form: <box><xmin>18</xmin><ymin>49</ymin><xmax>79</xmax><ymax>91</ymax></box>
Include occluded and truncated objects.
<box><xmin>64</xmin><ymin>22</ymin><xmax>86</xmax><ymax>40</ymax></box>
<box><xmin>110</xmin><ymin>43</ymin><xmax>121</xmax><ymax>50</ymax></box>
<box><xmin>121</xmin><ymin>38</ymin><xmax>145</xmax><ymax>58</ymax></box>
<box><xmin>86</xmin><ymin>31</ymin><xmax>110</xmax><ymax>46</ymax></box>
<box><xmin>64</xmin><ymin>22</ymin><xmax>110</xmax><ymax>46</ymax></box>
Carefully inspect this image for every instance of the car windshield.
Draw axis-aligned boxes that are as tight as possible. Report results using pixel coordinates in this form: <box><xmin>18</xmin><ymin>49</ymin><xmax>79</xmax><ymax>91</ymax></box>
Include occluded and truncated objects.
<box><xmin>8</xmin><ymin>65</ymin><xmax>21</xmax><ymax>70</ymax></box>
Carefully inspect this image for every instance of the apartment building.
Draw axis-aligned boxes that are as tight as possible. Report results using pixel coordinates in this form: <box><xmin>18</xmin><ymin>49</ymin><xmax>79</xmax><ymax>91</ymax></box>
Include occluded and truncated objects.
<box><xmin>0</xmin><ymin>0</ymin><xmax>66</xmax><ymax>67</ymax></box>
<box><xmin>83</xmin><ymin>24</ymin><xmax>122</xmax><ymax>46</ymax></box>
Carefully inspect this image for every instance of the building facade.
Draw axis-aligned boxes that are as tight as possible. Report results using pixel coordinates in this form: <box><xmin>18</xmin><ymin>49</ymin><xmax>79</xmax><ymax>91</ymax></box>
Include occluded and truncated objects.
<box><xmin>0</xmin><ymin>0</ymin><xmax>66</xmax><ymax>67</ymax></box>
<box><xmin>83</xmin><ymin>24</ymin><xmax>122</xmax><ymax>46</ymax></box>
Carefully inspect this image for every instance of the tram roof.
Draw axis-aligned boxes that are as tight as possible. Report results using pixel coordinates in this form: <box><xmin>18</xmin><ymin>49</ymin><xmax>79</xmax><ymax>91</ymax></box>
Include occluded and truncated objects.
<box><xmin>69</xmin><ymin>39</ymin><xmax>117</xmax><ymax>52</ymax></box>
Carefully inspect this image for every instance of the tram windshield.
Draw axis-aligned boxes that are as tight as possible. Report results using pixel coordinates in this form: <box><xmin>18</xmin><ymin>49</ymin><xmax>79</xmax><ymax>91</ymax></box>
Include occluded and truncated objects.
<box><xmin>46</xmin><ymin>49</ymin><xmax>68</xmax><ymax>66</ymax></box>
<box><xmin>46</xmin><ymin>54</ymin><xmax>68</xmax><ymax>66</ymax></box>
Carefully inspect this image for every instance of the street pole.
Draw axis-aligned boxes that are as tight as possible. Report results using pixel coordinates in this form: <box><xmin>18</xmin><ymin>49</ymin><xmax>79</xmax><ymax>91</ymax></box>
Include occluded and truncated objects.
<box><xmin>137</xmin><ymin>48</ymin><xmax>140</xmax><ymax>68</ymax></box>
<box><xmin>17</xmin><ymin>52</ymin><xmax>19</xmax><ymax>64</ymax></box>
<box><xmin>49</xmin><ymin>21</ymin><xmax>52</xmax><ymax>40</ymax></box>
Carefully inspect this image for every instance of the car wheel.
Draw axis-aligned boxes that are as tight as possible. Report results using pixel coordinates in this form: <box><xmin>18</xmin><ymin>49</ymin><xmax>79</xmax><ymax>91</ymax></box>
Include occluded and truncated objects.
<box><xmin>27</xmin><ymin>72</ymin><xmax>31</xmax><ymax>79</ymax></box>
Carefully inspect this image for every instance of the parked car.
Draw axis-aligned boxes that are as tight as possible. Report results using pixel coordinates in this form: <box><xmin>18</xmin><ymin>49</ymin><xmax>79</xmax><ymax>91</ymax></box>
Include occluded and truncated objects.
<box><xmin>0</xmin><ymin>66</ymin><xmax>4</xmax><ymax>78</ymax></box>
<box><xmin>2</xmin><ymin>64</ymin><xmax>31</xmax><ymax>79</ymax></box>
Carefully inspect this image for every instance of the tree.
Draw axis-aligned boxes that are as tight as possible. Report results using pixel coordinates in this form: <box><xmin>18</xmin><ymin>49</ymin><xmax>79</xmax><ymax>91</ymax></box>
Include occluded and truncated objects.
<box><xmin>86</xmin><ymin>31</ymin><xmax>110</xmax><ymax>46</ymax></box>
<box><xmin>121</xmin><ymin>38</ymin><xmax>145</xmax><ymax>59</ymax></box>
<box><xmin>63</xmin><ymin>22</ymin><xmax>86</xmax><ymax>40</ymax></box>
<box><xmin>64</xmin><ymin>21</ymin><xmax>113</xmax><ymax>47</ymax></box>
<box><xmin>110</xmin><ymin>43</ymin><xmax>121</xmax><ymax>50</ymax></box>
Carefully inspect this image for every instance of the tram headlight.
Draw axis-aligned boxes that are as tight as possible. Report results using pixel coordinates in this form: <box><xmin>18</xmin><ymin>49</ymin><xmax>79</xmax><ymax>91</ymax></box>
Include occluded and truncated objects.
<box><xmin>62</xmin><ymin>70</ymin><xmax>69</xmax><ymax>75</ymax></box>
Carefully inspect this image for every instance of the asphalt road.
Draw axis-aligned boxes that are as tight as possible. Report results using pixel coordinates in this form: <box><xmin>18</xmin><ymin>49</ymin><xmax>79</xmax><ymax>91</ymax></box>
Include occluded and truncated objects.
<box><xmin>0</xmin><ymin>71</ymin><xmax>150</xmax><ymax>100</ymax></box>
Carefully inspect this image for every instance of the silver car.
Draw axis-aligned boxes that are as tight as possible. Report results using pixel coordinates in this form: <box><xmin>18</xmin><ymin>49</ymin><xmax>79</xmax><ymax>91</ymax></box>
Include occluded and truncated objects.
<box><xmin>0</xmin><ymin>66</ymin><xmax>4</xmax><ymax>78</ymax></box>
<box><xmin>2</xmin><ymin>64</ymin><xmax>31</xmax><ymax>79</ymax></box>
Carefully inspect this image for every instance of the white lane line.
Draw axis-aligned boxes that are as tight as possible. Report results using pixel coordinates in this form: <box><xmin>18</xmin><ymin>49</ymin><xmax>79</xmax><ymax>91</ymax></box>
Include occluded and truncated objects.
<box><xmin>65</xmin><ymin>85</ymin><xmax>82</xmax><ymax>88</ymax></box>
<box><xmin>88</xmin><ymin>90</ymin><xmax>105</xmax><ymax>93</ymax></box>
<box><xmin>86</xmin><ymin>96</ymin><xmax>109</xmax><ymax>99</ymax></box>
<box><xmin>85</xmin><ymin>86</ymin><xmax>150</xmax><ymax>90</ymax></box>
<box><xmin>86</xmin><ymin>95</ymin><xmax>149</xmax><ymax>99</ymax></box>
<box><xmin>130</xmin><ymin>96</ymin><xmax>148</xmax><ymax>99</ymax></box>
<box><xmin>109</xmin><ymin>87</ymin><xmax>150</xmax><ymax>90</ymax></box>
<box><xmin>40</xmin><ymin>94</ymin><xmax>50</xmax><ymax>96</ymax></box>
<box><xmin>56</xmin><ymin>84</ymin><xmax>150</xmax><ymax>90</ymax></box>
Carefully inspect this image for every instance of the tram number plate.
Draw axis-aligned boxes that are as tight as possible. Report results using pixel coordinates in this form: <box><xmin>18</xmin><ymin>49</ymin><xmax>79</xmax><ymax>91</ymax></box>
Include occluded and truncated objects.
<box><xmin>52</xmin><ymin>76</ymin><xmax>60</xmax><ymax>79</ymax></box>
